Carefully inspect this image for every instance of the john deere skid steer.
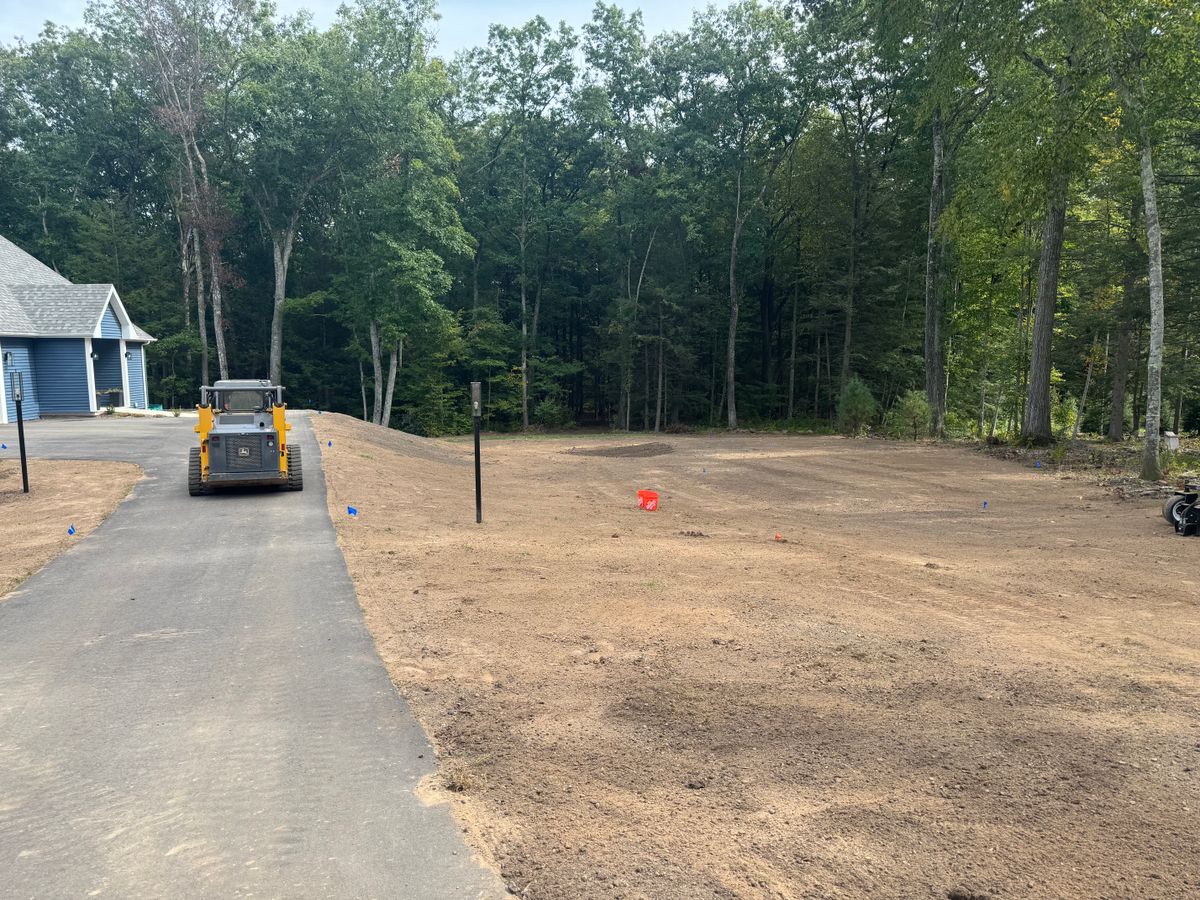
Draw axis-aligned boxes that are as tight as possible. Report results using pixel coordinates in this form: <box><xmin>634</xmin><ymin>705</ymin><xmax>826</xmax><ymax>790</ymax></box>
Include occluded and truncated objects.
<box><xmin>188</xmin><ymin>379</ymin><xmax>302</xmax><ymax>496</ymax></box>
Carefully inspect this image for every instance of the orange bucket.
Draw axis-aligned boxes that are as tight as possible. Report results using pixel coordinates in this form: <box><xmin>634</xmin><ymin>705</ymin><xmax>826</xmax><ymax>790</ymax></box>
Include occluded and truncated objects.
<box><xmin>637</xmin><ymin>490</ymin><xmax>659</xmax><ymax>511</ymax></box>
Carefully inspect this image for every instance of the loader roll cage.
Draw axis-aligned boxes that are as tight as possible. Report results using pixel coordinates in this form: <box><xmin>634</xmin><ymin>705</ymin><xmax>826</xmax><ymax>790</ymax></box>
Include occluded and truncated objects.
<box><xmin>199</xmin><ymin>381</ymin><xmax>284</xmax><ymax>413</ymax></box>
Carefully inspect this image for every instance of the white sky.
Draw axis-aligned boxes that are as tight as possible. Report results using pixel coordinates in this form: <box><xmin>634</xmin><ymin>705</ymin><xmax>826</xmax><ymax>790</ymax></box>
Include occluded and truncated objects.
<box><xmin>0</xmin><ymin>0</ymin><xmax>708</xmax><ymax>57</ymax></box>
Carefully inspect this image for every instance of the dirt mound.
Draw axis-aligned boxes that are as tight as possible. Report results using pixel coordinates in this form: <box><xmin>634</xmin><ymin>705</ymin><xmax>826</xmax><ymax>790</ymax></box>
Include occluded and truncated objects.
<box><xmin>315</xmin><ymin>412</ymin><xmax>468</xmax><ymax>467</ymax></box>
<box><xmin>567</xmin><ymin>441</ymin><xmax>673</xmax><ymax>458</ymax></box>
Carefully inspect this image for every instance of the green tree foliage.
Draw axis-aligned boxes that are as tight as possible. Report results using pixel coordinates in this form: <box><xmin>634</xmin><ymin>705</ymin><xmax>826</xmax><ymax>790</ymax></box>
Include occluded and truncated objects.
<box><xmin>0</xmin><ymin>0</ymin><xmax>1196</xmax><ymax>475</ymax></box>
<box><xmin>838</xmin><ymin>376</ymin><xmax>878</xmax><ymax>436</ymax></box>
<box><xmin>894</xmin><ymin>390</ymin><xmax>932</xmax><ymax>441</ymax></box>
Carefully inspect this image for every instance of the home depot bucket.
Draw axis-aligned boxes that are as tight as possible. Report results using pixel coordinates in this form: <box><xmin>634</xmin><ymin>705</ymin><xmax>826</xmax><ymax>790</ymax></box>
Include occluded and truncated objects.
<box><xmin>637</xmin><ymin>489</ymin><xmax>659</xmax><ymax>511</ymax></box>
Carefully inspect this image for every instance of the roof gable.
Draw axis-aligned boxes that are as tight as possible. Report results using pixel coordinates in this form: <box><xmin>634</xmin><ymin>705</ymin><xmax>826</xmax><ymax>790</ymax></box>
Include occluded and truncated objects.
<box><xmin>9</xmin><ymin>284</ymin><xmax>114</xmax><ymax>337</ymax></box>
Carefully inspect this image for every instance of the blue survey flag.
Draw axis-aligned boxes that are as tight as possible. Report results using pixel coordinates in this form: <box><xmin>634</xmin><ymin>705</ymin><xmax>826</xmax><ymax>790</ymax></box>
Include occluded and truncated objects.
<box><xmin>67</xmin><ymin>525</ymin><xmax>76</xmax><ymax>536</ymax></box>
<box><xmin>327</xmin><ymin>440</ymin><xmax>332</xmax><ymax>447</ymax></box>
<box><xmin>347</xmin><ymin>506</ymin><xmax>358</xmax><ymax>517</ymax></box>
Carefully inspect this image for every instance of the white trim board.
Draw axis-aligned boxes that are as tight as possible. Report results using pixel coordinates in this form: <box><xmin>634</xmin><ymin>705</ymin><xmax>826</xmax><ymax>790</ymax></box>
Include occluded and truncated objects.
<box><xmin>140</xmin><ymin>346</ymin><xmax>148</xmax><ymax>409</ymax></box>
<box><xmin>84</xmin><ymin>337</ymin><xmax>98</xmax><ymax>413</ymax></box>
<box><xmin>119</xmin><ymin>339</ymin><xmax>131</xmax><ymax>408</ymax></box>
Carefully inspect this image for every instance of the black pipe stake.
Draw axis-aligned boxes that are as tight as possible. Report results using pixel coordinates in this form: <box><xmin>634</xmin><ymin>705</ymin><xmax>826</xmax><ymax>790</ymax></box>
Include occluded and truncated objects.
<box><xmin>471</xmin><ymin>381</ymin><xmax>482</xmax><ymax>524</ymax></box>
<box><xmin>13</xmin><ymin>373</ymin><xmax>29</xmax><ymax>494</ymax></box>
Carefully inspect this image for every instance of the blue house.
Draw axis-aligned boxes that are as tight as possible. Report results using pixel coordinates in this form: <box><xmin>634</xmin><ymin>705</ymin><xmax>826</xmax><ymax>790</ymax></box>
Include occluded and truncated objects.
<box><xmin>0</xmin><ymin>235</ymin><xmax>155</xmax><ymax>423</ymax></box>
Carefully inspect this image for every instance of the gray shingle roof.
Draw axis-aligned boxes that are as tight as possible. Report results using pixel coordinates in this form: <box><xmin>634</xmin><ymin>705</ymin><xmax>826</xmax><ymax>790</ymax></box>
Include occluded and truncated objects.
<box><xmin>9</xmin><ymin>284</ymin><xmax>116</xmax><ymax>337</ymax></box>
<box><xmin>0</xmin><ymin>234</ymin><xmax>154</xmax><ymax>342</ymax></box>
<box><xmin>0</xmin><ymin>235</ymin><xmax>70</xmax><ymax>286</ymax></box>
<box><xmin>0</xmin><ymin>283</ymin><xmax>36</xmax><ymax>335</ymax></box>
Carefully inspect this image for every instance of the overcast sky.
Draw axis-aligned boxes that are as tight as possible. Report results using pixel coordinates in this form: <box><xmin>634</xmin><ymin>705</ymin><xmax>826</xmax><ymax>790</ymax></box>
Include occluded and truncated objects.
<box><xmin>0</xmin><ymin>0</ymin><xmax>705</xmax><ymax>57</ymax></box>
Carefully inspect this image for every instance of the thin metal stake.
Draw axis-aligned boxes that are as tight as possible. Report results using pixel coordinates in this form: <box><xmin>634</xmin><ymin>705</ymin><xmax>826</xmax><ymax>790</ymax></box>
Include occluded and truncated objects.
<box><xmin>471</xmin><ymin>381</ymin><xmax>482</xmax><ymax>524</ymax></box>
<box><xmin>12</xmin><ymin>372</ymin><xmax>29</xmax><ymax>494</ymax></box>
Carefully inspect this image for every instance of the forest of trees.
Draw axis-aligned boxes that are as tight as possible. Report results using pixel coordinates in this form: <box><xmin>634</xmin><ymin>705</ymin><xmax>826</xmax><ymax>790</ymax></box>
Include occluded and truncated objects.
<box><xmin>1</xmin><ymin>0</ymin><xmax>1196</xmax><ymax>473</ymax></box>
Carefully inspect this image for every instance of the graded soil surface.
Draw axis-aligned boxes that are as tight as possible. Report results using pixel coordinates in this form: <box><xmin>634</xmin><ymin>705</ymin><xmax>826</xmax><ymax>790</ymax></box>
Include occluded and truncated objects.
<box><xmin>314</xmin><ymin>414</ymin><xmax>1200</xmax><ymax>899</ymax></box>
<box><xmin>0</xmin><ymin>457</ymin><xmax>140</xmax><ymax>598</ymax></box>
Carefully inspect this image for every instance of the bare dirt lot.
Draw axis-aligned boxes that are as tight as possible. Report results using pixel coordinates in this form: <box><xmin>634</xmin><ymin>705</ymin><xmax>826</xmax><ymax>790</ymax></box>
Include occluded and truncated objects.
<box><xmin>313</xmin><ymin>414</ymin><xmax>1199</xmax><ymax>899</ymax></box>
<box><xmin>0</xmin><ymin>458</ymin><xmax>141</xmax><ymax>599</ymax></box>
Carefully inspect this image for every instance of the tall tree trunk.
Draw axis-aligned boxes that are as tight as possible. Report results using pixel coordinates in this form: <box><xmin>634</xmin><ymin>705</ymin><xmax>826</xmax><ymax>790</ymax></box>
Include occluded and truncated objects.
<box><xmin>208</xmin><ymin>245</ymin><xmax>230</xmax><ymax>380</ymax></box>
<box><xmin>1175</xmin><ymin>347</ymin><xmax>1188</xmax><ymax>434</ymax></box>
<box><xmin>1138</xmin><ymin>143</ymin><xmax>1165</xmax><ymax>480</ymax></box>
<box><xmin>924</xmin><ymin>109</ymin><xmax>947</xmax><ymax>437</ymax></box>
<box><xmin>382</xmin><ymin>337</ymin><xmax>402</xmax><ymax>430</ymax></box>
<box><xmin>1109</xmin><ymin>321</ymin><xmax>1131</xmax><ymax>441</ymax></box>
<box><xmin>622</xmin><ymin>229</ymin><xmax>657</xmax><ymax>431</ymax></box>
<box><xmin>369</xmin><ymin>319</ymin><xmax>384</xmax><ymax>426</ymax></box>
<box><xmin>642</xmin><ymin>343</ymin><xmax>650</xmax><ymax>431</ymax></box>
<box><xmin>519</xmin><ymin>260</ymin><xmax>529</xmax><ymax>430</ymax></box>
<box><xmin>268</xmin><ymin>227</ymin><xmax>296</xmax><ymax>386</ymax></box>
<box><xmin>841</xmin><ymin>207</ymin><xmax>858</xmax><ymax>394</ymax></box>
<box><xmin>178</xmin><ymin>221</ymin><xmax>192</xmax><ymax>329</ymax></box>
<box><xmin>727</xmin><ymin>178</ymin><xmax>746</xmax><ymax>430</ymax></box>
<box><xmin>1109</xmin><ymin>71</ymin><xmax>1166</xmax><ymax>476</ymax></box>
<box><xmin>978</xmin><ymin>362</ymin><xmax>988</xmax><ymax>436</ymax></box>
<box><xmin>191</xmin><ymin>228</ymin><xmax>209</xmax><ymax>386</ymax></box>
<box><xmin>518</xmin><ymin>148</ymin><xmax>530</xmax><ymax>431</ymax></box>
<box><xmin>1110</xmin><ymin>198</ymin><xmax>1140</xmax><ymax>441</ymax></box>
<box><xmin>1022</xmin><ymin>173</ymin><xmax>1068</xmax><ymax>444</ymax></box>
<box><xmin>1074</xmin><ymin>337</ymin><xmax>1097</xmax><ymax>441</ymax></box>
<box><xmin>359</xmin><ymin>359</ymin><xmax>368</xmax><ymax>421</ymax></box>
<box><xmin>188</xmin><ymin>136</ymin><xmax>229</xmax><ymax>381</ymax></box>
<box><xmin>471</xmin><ymin>240</ymin><xmax>482</xmax><ymax>312</ymax></box>
<box><xmin>760</xmin><ymin>242</ymin><xmax>775</xmax><ymax>387</ymax></box>
<box><xmin>1132</xmin><ymin>323</ymin><xmax>1144</xmax><ymax>436</ymax></box>
<box><xmin>654</xmin><ymin>307</ymin><xmax>664</xmax><ymax>433</ymax></box>
<box><xmin>787</xmin><ymin>284</ymin><xmax>799</xmax><ymax>419</ymax></box>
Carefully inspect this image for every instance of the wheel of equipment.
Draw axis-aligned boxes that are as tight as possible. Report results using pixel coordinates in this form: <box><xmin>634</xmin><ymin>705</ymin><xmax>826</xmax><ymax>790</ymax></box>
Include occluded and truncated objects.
<box><xmin>188</xmin><ymin>446</ymin><xmax>209</xmax><ymax>496</ymax></box>
<box><xmin>1163</xmin><ymin>494</ymin><xmax>1188</xmax><ymax>527</ymax></box>
<box><xmin>288</xmin><ymin>444</ymin><xmax>304</xmax><ymax>492</ymax></box>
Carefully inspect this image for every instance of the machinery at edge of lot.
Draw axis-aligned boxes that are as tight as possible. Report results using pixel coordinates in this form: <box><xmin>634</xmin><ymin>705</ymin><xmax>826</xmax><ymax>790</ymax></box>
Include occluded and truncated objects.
<box><xmin>189</xmin><ymin>379</ymin><xmax>303</xmax><ymax>496</ymax></box>
<box><xmin>1162</xmin><ymin>482</ymin><xmax>1199</xmax><ymax>534</ymax></box>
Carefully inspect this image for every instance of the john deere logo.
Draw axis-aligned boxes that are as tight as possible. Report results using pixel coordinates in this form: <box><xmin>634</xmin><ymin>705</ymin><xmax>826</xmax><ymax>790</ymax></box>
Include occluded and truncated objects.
<box><xmin>238</xmin><ymin>446</ymin><xmax>251</xmax><ymax>457</ymax></box>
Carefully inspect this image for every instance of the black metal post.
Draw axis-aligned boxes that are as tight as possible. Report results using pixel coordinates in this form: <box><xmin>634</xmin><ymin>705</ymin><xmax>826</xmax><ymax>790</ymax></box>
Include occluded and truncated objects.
<box><xmin>13</xmin><ymin>372</ymin><xmax>28</xmax><ymax>494</ymax></box>
<box><xmin>471</xmin><ymin>381</ymin><xmax>482</xmax><ymax>524</ymax></box>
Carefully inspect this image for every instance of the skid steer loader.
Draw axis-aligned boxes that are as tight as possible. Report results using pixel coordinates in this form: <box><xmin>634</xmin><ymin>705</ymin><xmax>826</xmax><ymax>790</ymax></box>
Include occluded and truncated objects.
<box><xmin>188</xmin><ymin>379</ymin><xmax>302</xmax><ymax>496</ymax></box>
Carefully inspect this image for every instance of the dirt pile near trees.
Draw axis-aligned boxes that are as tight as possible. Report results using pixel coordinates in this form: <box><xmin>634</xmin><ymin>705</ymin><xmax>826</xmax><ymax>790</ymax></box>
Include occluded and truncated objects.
<box><xmin>314</xmin><ymin>413</ymin><xmax>1200</xmax><ymax>899</ymax></box>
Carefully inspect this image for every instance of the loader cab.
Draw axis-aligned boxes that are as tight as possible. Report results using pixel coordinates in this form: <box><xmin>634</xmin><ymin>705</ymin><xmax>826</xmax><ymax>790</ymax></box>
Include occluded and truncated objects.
<box><xmin>202</xmin><ymin>382</ymin><xmax>283</xmax><ymax>415</ymax></box>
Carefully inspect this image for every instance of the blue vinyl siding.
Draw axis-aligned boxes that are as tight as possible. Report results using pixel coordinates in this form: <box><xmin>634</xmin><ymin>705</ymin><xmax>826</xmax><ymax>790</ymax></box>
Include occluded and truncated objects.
<box><xmin>2</xmin><ymin>338</ymin><xmax>40</xmax><ymax>421</ymax></box>
<box><xmin>32</xmin><ymin>339</ymin><xmax>91</xmax><ymax>413</ymax></box>
<box><xmin>99</xmin><ymin>303</ymin><xmax>122</xmax><ymax>338</ymax></box>
<box><xmin>127</xmin><ymin>343</ymin><xmax>146</xmax><ymax>408</ymax></box>
<box><xmin>93</xmin><ymin>339</ymin><xmax>123</xmax><ymax>405</ymax></box>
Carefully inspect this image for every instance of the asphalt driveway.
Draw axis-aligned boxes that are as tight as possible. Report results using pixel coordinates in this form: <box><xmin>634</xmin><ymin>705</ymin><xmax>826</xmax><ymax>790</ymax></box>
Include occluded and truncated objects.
<box><xmin>0</xmin><ymin>415</ymin><xmax>502</xmax><ymax>898</ymax></box>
